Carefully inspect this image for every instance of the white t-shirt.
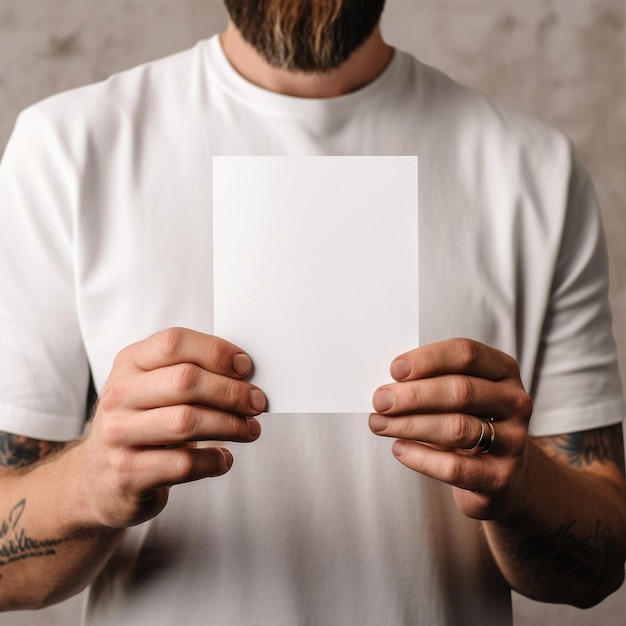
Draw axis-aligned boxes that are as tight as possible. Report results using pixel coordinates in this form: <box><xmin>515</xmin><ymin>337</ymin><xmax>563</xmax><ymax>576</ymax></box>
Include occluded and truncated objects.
<box><xmin>0</xmin><ymin>36</ymin><xmax>623</xmax><ymax>626</ymax></box>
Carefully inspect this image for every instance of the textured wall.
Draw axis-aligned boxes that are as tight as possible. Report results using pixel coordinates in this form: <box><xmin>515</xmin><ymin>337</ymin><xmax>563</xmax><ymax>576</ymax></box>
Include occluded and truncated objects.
<box><xmin>0</xmin><ymin>0</ymin><xmax>624</xmax><ymax>624</ymax></box>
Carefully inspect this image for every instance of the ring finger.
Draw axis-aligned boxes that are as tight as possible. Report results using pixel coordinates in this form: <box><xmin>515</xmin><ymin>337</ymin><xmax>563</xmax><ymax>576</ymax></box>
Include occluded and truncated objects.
<box><xmin>369</xmin><ymin>412</ymin><xmax>499</xmax><ymax>453</ymax></box>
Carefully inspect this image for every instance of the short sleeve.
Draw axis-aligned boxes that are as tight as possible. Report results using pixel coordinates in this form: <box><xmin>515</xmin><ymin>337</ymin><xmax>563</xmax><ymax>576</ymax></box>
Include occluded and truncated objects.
<box><xmin>528</xmin><ymin>144</ymin><xmax>624</xmax><ymax>436</ymax></box>
<box><xmin>0</xmin><ymin>106</ymin><xmax>90</xmax><ymax>441</ymax></box>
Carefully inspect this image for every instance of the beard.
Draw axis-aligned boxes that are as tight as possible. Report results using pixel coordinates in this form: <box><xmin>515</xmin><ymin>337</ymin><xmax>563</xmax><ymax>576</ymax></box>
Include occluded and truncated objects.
<box><xmin>223</xmin><ymin>0</ymin><xmax>387</xmax><ymax>73</ymax></box>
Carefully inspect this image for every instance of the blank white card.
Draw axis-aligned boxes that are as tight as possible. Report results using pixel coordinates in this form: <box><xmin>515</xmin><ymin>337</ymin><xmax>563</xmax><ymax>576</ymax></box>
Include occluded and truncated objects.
<box><xmin>213</xmin><ymin>156</ymin><xmax>418</xmax><ymax>413</ymax></box>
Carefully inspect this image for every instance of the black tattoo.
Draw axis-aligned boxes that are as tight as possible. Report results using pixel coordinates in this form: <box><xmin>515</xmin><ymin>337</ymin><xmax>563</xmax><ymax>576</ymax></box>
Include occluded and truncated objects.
<box><xmin>0</xmin><ymin>433</ymin><xmax>65</xmax><ymax>470</ymax></box>
<box><xmin>545</xmin><ymin>425</ymin><xmax>625</xmax><ymax>474</ymax></box>
<box><xmin>517</xmin><ymin>519</ymin><xmax>618</xmax><ymax>584</ymax></box>
<box><xmin>0</xmin><ymin>499</ymin><xmax>69</xmax><ymax>572</ymax></box>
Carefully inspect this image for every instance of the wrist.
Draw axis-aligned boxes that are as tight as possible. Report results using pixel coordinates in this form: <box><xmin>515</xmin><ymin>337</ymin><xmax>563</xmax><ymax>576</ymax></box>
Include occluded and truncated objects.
<box><xmin>29</xmin><ymin>439</ymin><xmax>115</xmax><ymax>537</ymax></box>
<box><xmin>491</xmin><ymin>440</ymin><xmax>555</xmax><ymax>528</ymax></box>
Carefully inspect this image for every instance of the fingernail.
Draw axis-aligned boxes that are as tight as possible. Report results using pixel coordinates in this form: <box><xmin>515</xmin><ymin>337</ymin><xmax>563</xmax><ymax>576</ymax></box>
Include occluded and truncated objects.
<box><xmin>369</xmin><ymin>414</ymin><xmax>389</xmax><ymax>433</ymax></box>
<box><xmin>248</xmin><ymin>418</ymin><xmax>261</xmax><ymax>438</ymax></box>
<box><xmin>392</xmin><ymin>440</ymin><xmax>407</xmax><ymax>457</ymax></box>
<box><xmin>249</xmin><ymin>389</ymin><xmax>266</xmax><ymax>413</ymax></box>
<box><xmin>391</xmin><ymin>358</ymin><xmax>411</xmax><ymax>380</ymax></box>
<box><xmin>373</xmin><ymin>389</ymin><xmax>394</xmax><ymax>413</ymax></box>
<box><xmin>233</xmin><ymin>353</ymin><xmax>252</xmax><ymax>376</ymax></box>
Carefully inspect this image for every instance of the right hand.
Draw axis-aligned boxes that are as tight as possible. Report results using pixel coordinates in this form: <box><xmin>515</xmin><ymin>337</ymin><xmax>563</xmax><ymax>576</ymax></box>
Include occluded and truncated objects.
<box><xmin>79</xmin><ymin>327</ymin><xmax>265</xmax><ymax>529</ymax></box>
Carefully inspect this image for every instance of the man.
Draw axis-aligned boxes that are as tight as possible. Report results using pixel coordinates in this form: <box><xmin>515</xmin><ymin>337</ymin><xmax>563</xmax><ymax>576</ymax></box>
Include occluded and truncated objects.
<box><xmin>0</xmin><ymin>1</ymin><xmax>624</xmax><ymax>624</ymax></box>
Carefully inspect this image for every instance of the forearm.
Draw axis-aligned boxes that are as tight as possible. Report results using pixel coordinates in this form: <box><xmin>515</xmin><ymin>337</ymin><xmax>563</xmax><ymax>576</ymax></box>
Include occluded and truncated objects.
<box><xmin>0</xmin><ymin>442</ymin><xmax>123</xmax><ymax>611</ymax></box>
<box><xmin>483</xmin><ymin>440</ymin><xmax>626</xmax><ymax>607</ymax></box>
<box><xmin>0</xmin><ymin>330</ymin><xmax>264</xmax><ymax>610</ymax></box>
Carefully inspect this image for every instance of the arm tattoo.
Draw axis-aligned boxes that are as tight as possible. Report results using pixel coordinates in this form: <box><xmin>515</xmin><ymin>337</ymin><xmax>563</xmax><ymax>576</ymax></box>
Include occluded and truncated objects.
<box><xmin>0</xmin><ymin>434</ymin><xmax>65</xmax><ymax>470</ymax></box>
<box><xmin>525</xmin><ymin>426</ymin><xmax>625</xmax><ymax>591</ymax></box>
<box><xmin>516</xmin><ymin>519</ymin><xmax>618</xmax><ymax>583</ymax></box>
<box><xmin>542</xmin><ymin>424</ymin><xmax>625</xmax><ymax>475</ymax></box>
<box><xmin>0</xmin><ymin>437</ymin><xmax>72</xmax><ymax>574</ymax></box>
<box><xmin>0</xmin><ymin>499</ymin><xmax>69</xmax><ymax>573</ymax></box>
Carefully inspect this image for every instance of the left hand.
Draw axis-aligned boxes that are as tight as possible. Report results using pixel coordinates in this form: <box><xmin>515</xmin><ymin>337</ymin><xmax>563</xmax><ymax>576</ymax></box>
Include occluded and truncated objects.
<box><xmin>369</xmin><ymin>338</ymin><xmax>533</xmax><ymax>520</ymax></box>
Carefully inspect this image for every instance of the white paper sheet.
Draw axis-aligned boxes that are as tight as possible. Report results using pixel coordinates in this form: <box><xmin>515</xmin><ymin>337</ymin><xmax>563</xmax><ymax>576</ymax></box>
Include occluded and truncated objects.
<box><xmin>213</xmin><ymin>156</ymin><xmax>418</xmax><ymax>413</ymax></box>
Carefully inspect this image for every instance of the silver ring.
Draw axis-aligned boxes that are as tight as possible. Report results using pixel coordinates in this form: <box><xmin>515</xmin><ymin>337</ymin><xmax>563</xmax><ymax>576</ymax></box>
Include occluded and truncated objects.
<box><xmin>471</xmin><ymin>417</ymin><xmax>495</xmax><ymax>454</ymax></box>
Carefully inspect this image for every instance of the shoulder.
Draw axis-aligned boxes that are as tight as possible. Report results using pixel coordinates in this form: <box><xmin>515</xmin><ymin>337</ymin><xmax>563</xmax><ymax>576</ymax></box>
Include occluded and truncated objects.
<box><xmin>398</xmin><ymin>49</ymin><xmax>574</xmax><ymax>170</ymax></box>
<box><xmin>13</xmin><ymin>40</ymin><xmax>209</xmax><ymax>154</ymax></box>
<box><xmin>3</xmin><ymin>40</ymin><xmax>215</xmax><ymax>186</ymax></box>
<box><xmin>400</xmin><ymin>50</ymin><xmax>593</xmax><ymax>247</ymax></box>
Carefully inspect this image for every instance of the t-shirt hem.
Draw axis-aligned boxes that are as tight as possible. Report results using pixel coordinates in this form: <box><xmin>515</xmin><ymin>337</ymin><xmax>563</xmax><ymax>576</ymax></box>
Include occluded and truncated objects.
<box><xmin>0</xmin><ymin>405</ymin><xmax>83</xmax><ymax>442</ymax></box>
<box><xmin>528</xmin><ymin>398</ymin><xmax>625</xmax><ymax>437</ymax></box>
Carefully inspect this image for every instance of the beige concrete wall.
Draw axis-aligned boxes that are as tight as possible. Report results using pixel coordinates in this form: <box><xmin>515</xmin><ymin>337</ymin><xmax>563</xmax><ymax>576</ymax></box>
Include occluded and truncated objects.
<box><xmin>0</xmin><ymin>0</ymin><xmax>624</xmax><ymax>624</ymax></box>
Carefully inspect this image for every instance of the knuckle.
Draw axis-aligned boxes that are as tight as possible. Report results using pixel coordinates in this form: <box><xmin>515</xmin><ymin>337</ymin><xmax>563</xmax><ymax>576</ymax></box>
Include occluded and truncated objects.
<box><xmin>205</xmin><ymin>338</ymin><xmax>229</xmax><ymax>371</ymax></box>
<box><xmin>225</xmin><ymin>379</ymin><xmax>246</xmax><ymax>410</ymax></box>
<box><xmin>405</xmin><ymin>385</ymin><xmax>422</xmax><ymax>413</ymax></box>
<box><xmin>98</xmin><ymin>383</ymin><xmax>126</xmax><ymax>412</ymax></box>
<box><xmin>112</xmin><ymin>340</ymin><xmax>140</xmax><ymax>370</ymax></box>
<box><xmin>172</xmin><ymin>450</ymin><xmax>196</xmax><ymax>480</ymax></box>
<box><xmin>225</xmin><ymin>411</ymin><xmax>245</xmax><ymax>435</ymax></box>
<box><xmin>394</xmin><ymin>418</ymin><xmax>415</xmax><ymax>441</ymax></box>
<box><xmin>111</xmin><ymin>347</ymin><xmax>130</xmax><ymax>370</ymax></box>
<box><xmin>513</xmin><ymin>391</ymin><xmax>533</xmax><ymax>421</ymax></box>
<box><xmin>99</xmin><ymin>413</ymin><xmax>125</xmax><ymax>446</ymax></box>
<box><xmin>450</xmin><ymin>414</ymin><xmax>475</xmax><ymax>447</ymax></box>
<box><xmin>501</xmin><ymin>352</ymin><xmax>519</xmax><ymax>374</ymax></box>
<box><xmin>440</xmin><ymin>456</ymin><xmax>465</xmax><ymax>485</ymax></box>
<box><xmin>155</xmin><ymin>327</ymin><xmax>186</xmax><ymax>361</ymax></box>
<box><xmin>170</xmin><ymin>363</ymin><xmax>200</xmax><ymax>394</ymax></box>
<box><xmin>450</xmin><ymin>375</ymin><xmax>474</xmax><ymax>407</ymax></box>
<box><xmin>454</xmin><ymin>338</ymin><xmax>480</xmax><ymax>369</ymax></box>
<box><xmin>170</xmin><ymin>405</ymin><xmax>197</xmax><ymax>439</ymax></box>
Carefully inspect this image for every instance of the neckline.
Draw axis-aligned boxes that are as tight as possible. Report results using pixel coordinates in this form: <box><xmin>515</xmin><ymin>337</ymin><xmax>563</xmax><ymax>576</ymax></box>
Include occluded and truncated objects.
<box><xmin>201</xmin><ymin>35</ymin><xmax>408</xmax><ymax>118</ymax></box>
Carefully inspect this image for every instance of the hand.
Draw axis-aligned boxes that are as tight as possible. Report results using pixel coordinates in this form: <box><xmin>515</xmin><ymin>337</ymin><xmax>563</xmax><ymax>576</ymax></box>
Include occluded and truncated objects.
<box><xmin>369</xmin><ymin>338</ymin><xmax>533</xmax><ymax>520</ymax></box>
<box><xmin>80</xmin><ymin>328</ymin><xmax>265</xmax><ymax>529</ymax></box>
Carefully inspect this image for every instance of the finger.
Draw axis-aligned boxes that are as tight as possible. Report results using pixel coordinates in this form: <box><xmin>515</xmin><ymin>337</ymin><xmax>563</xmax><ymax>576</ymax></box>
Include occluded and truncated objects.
<box><xmin>390</xmin><ymin>338</ymin><xmax>520</xmax><ymax>383</ymax></box>
<box><xmin>100</xmin><ymin>365</ymin><xmax>266</xmax><ymax>416</ymax></box>
<box><xmin>372</xmin><ymin>375</ymin><xmax>524</xmax><ymax>419</ymax></box>
<box><xmin>119</xmin><ymin>327</ymin><xmax>253</xmax><ymax>379</ymax></box>
<box><xmin>103</xmin><ymin>405</ymin><xmax>261</xmax><ymax>447</ymax></box>
<box><xmin>371</xmin><ymin>413</ymin><xmax>512</xmax><ymax>456</ymax></box>
<box><xmin>369</xmin><ymin>412</ymin><xmax>484</xmax><ymax>450</ymax></box>
<box><xmin>125</xmin><ymin>446</ymin><xmax>236</xmax><ymax>490</ymax></box>
<box><xmin>391</xmin><ymin>439</ymin><xmax>497</xmax><ymax>492</ymax></box>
